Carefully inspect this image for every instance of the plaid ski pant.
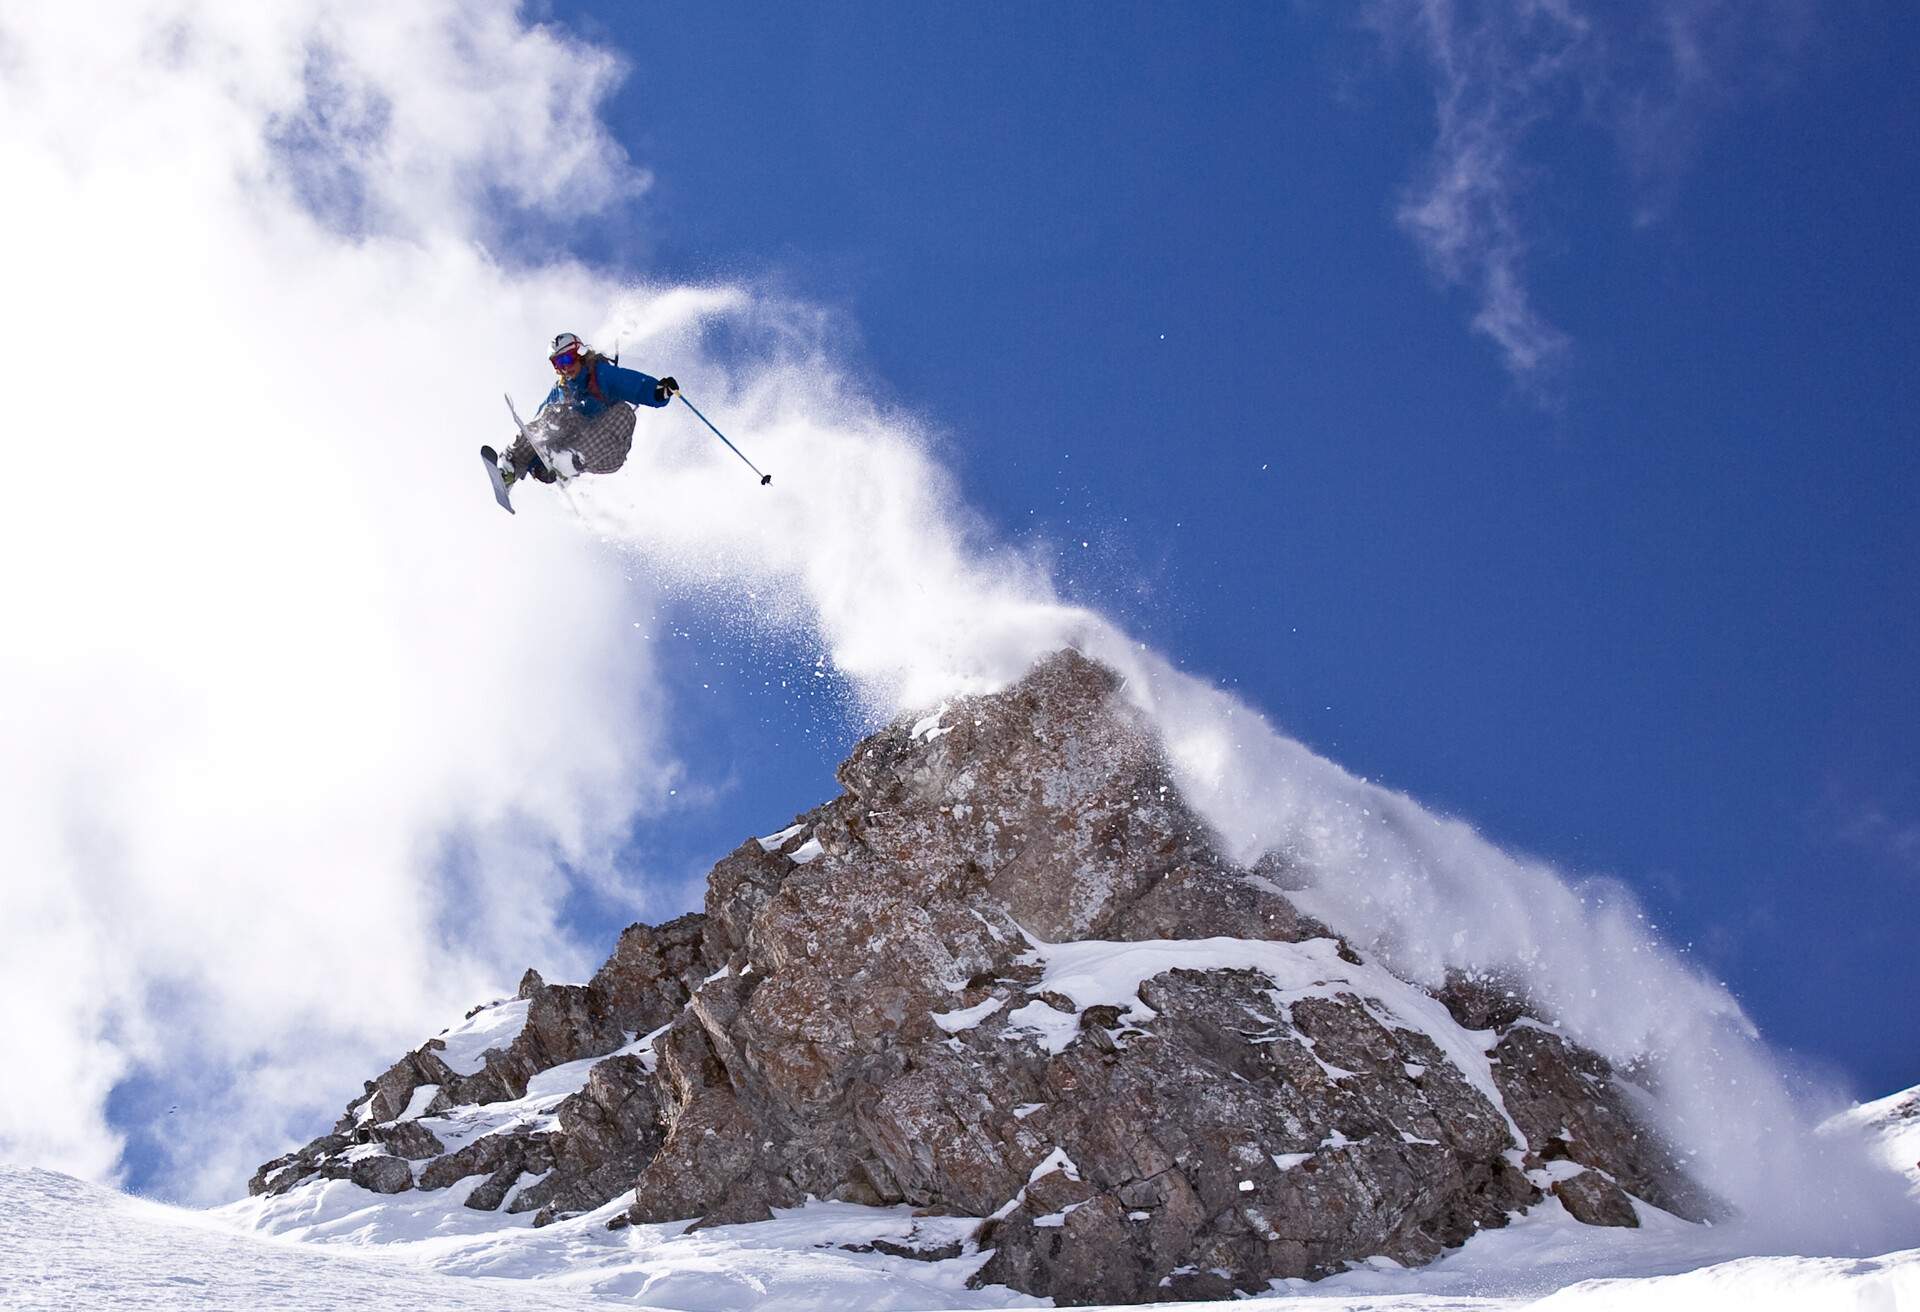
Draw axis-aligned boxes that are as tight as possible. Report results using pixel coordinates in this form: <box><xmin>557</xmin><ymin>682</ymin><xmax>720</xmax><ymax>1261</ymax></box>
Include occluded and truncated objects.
<box><xmin>504</xmin><ymin>402</ymin><xmax>636</xmax><ymax>478</ymax></box>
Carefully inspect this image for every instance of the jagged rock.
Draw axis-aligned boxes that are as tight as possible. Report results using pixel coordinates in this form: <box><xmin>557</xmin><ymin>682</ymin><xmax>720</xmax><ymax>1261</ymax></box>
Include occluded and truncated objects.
<box><xmin>420</xmin><ymin>1130</ymin><xmax>556</xmax><ymax>1210</ymax></box>
<box><xmin>830</xmin><ymin>651</ymin><xmax>1218</xmax><ymax>944</ymax></box>
<box><xmin>508</xmin><ymin>1055</ymin><xmax>663</xmax><ymax>1217</ymax></box>
<box><xmin>1437</xmin><ymin>973</ymin><xmax>1714</xmax><ymax>1222</ymax></box>
<box><xmin>969</xmin><ymin>964</ymin><xmax>1538</xmax><ymax>1299</ymax></box>
<box><xmin>348</xmin><ymin>1154</ymin><xmax>412</xmax><ymax>1195</ymax></box>
<box><xmin>246</xmin><ymin>1133</ymin><xmax>351</xmax><ymax>1198</ymax></box>
<box><xmin>704</xmin><ymin>842</ymin><xmax>800</xmax><ymax>961</ymax></box>
<box><xmin>367</xmin><ymin>1120</ymin><xmax>444</xmax><ymax>1160</ymax></box>
<box><xmin>1489</xmin><ymin>1024</ymin><xmax>1711</xmax><ymax>1220</ymax></box>
<box><xmin>1111</xmin><ymin>862</ymin><xmax>1334</xmax><ymax>944</ymax></box>
<box><xmin>472</xmin><ymin>979</ymin><xmax>625</xmax><ymax>1102</ymax></box>
<box><xmin>251</xmin><ymin>648</ymin><xmax>1711</xmax><ymax>1305</ymax></box>
<box><xmin>1435</xmin><ymin>970</ymin><xmax>1534</xmax><ymax>1033</ymax></box>
<box><xmin>588</xmin><ymin>913</ymin><xmax>713</xmax><ymax>1036</ymax></box>
<box><xmin>629</xmin><ymin>1018</ymin><xmax>787</xmax><ymax>1224</ymax></box>
<box><xmin>1552</xmin><ymin>1168</ymin><xmax>1641</xmax><ymax>1227</ymax></box>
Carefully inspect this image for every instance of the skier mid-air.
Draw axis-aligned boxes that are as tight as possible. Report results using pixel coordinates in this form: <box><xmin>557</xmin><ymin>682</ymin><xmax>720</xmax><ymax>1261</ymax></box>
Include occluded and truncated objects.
<box><xmin>482</xmin><ymin>331</ymin><xmax>771</xmax><ymax>512</ymax></box>
<box><xmin>482</xmin><ymin>332</ymin><xmax>678</xmax><ymax>510</ymax></box>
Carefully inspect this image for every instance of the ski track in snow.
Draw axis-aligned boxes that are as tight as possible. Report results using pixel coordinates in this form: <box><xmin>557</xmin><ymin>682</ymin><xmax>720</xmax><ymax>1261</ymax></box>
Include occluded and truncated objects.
<box><xmin>6</xmin><ymin>1166</ymin><xmax>1920</xmax><ymax>1311</ymax></box>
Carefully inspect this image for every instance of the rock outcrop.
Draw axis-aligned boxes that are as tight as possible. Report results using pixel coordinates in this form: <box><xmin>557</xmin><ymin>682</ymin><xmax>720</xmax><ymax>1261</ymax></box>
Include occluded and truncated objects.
<box><xmin>251</xmin><ymin>649</ymin><xmax>1708</xmax><ymax>1301</ymax></box>
<box><xmin>247</xmin><ymin>913</ymin><xmax>710</xmax><ymax>1222</ymax></box>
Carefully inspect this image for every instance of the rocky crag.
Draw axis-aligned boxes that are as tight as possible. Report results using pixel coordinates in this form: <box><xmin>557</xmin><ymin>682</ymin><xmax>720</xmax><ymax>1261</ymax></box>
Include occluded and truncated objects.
<box><xmin>250</xmin><ymin>650</ymin><xmax>1710</xmax><ymax>1304</ymax></box>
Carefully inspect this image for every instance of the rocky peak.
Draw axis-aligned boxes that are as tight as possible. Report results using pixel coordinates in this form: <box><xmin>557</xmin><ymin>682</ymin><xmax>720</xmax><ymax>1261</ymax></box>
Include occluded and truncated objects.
<box><xmin>248</xmin><ymin>648</ymin><xmax>1708</xmax><ymax>1301</ymax></box>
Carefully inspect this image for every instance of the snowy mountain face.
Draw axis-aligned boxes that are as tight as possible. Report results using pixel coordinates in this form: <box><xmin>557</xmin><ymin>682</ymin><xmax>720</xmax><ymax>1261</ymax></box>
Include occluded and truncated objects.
<box><xmin>236</xmin><ymin>651</ymin><xmax>1715</xmax><ymax>1303</ymax></box>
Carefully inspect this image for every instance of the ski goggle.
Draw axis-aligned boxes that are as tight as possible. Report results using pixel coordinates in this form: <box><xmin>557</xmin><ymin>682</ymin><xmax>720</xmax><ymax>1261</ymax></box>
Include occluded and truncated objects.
<box><xmin>550</xmin><ymin>349</ymin><xmax>579</xmax><ymax>369</ymax></box>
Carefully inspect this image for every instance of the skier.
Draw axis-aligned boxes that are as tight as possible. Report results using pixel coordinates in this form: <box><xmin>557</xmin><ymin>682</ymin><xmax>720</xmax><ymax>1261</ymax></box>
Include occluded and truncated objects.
<box><xmin>497</xmin><ymin>333</ymin><xmax>679</xmax><ymax>489</ymax></box>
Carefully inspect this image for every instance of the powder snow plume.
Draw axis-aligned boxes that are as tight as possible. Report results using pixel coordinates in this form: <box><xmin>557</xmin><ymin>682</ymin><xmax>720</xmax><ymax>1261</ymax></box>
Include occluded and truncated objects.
<box><xmin>559</xmin><ymin>288</ymin><xmax>1914</xmax><ymax>1254</ymax></box>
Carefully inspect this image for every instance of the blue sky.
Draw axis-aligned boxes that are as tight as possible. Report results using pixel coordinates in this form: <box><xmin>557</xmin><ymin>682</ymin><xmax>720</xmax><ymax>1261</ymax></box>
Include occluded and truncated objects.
<box><xmin>551</xmin><ymin>3</ymin><xmax>1918</xmax><ymax>1096</ymax></box>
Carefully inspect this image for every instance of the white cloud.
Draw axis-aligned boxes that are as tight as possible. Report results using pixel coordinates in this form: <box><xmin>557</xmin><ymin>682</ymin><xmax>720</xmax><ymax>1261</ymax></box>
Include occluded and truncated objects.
<box><xmin>0</xmin><ymin>1</ymin><xmax>671</xmax><ymax>1201</ymax></box>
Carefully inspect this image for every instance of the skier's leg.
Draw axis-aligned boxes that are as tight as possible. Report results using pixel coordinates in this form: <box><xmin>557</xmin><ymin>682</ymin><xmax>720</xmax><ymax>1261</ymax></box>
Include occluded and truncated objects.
<box><xmin>529</xmin><ymin>412</ymin><xmax>588</xmax><ymax>480</ymax></box>
<box><xmin>572</xmin><ymin>404</ymin><xmax>637</xmax><ymax>475</ymax></box>
<box><xmin>502</xmin><ymin>429</ymin><xmax>561</xmax><ymax>484</ymax></box>
<box><xmin>499</xmin><ymin>434</ymin><xmax>536</xmax><ymax>482</ymax></box>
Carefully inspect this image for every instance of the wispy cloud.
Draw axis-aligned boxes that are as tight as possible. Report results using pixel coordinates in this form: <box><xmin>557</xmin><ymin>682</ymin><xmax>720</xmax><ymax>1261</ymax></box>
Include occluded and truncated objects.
<box><xmin>1382</xmin><ymin>0</ymin><xmax>1586</xmax><ymax>385</ymax></box>
<box><xmin>1365</xmin><ymin>0</ymin><xmax>1812</xmax><ymax>391</ymax></box>
<box><xmin>1821</xmin><ymin>779</ymin><xmax>1920</xmax><ymax>879</ymax></box>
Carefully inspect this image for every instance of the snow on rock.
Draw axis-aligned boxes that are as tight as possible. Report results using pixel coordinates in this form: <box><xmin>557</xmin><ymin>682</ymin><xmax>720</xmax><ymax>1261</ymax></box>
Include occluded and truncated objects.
<box><xmin>910</xmin><ymin>702</ymin><xmax>952</xmax><ymax>741</ymax></box>
<box><xmin>1027</xmin><ymin>1147</ymin><xmax>1080</xmax><ymax>1183</ymax></box>
<box><xmin>397</xmin><ymin>1084</ymin><xmax>441</xmax><ymax>1123</ymax></box>
<box><xmin>756</xmin><ymin>822</ymin><xmax>807</xmax><ymax>851</ymax></box>
<box><xmin>788</xmin><ymin>835</ymin><xmax>825</xmax><ymax>864</ymax></box>
<box><xmin>434</xmin><ymin>999</ymin><xmax>530</xmax><ymax>1077</ymax></box>
<box><xmin>932</xmin><ymin>996</ymin><xmax>1005</xmax><ymax>1033</ymax></box>
<box><xmin>1001</xmin><ymin>998</ymin><xmax>1081</xmax><ymax>1053</ymax></box>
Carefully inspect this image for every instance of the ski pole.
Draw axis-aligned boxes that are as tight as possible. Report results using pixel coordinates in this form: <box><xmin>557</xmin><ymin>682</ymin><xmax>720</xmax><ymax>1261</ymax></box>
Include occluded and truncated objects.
<box><xmin>678</xmin><ymin>393</ymin><xmax>772</xmax><ymax>486</ymax></box>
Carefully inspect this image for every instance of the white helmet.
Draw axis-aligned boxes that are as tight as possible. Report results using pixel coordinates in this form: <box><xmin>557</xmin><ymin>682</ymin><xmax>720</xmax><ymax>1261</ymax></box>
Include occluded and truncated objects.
<box><xmin>549</xmin><ymin>332</ymin><xmax>583</xmax><ymax>361</ymax></box>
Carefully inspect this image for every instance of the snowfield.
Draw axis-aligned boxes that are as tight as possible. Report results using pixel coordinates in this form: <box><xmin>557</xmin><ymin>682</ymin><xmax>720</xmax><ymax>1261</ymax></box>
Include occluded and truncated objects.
<box><xmin>5</xmin><ymin>1164</ymin><xmax>1918</xmax><ymax>1311</ymax></box>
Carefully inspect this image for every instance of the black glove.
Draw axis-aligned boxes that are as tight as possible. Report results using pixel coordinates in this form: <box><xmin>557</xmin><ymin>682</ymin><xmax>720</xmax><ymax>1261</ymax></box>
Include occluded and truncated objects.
<box><xmin>654</xmin><ymin>376</ymin><xmax>679</xmax><ymax>403</ymax></box>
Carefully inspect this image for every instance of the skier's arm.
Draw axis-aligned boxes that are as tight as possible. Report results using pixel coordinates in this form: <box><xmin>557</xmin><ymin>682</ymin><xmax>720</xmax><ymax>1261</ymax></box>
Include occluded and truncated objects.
<box><xmin>596</xmin><ymin>361</ymin><xmax>673</xmax><ymax>409</ymax></box>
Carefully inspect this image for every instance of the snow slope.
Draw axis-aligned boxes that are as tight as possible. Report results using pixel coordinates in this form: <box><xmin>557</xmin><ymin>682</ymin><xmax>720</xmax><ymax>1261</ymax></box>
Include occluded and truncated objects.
<box><xmin>7</xmin><ymin>1165</ymin><xmax>1918</xmax><ymax>1311</ymax></box>
<box><xmin>7</xmin><ymin>1165</ymin><xmax>1023</xmax><ymax>1312</ymax></box>
<box><xmin>0</xmin><ymin>1167</ymin><xmax>622</xmax><ymax>1311</ymax></box>
<box><xmin>1828</xmin><ymin>1083</ymin><xmax>1920</xmax><ymax>1201</ymax></box>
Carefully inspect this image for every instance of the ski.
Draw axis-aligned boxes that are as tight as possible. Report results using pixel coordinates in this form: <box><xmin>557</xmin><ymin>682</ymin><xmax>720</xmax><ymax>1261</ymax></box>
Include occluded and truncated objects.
<box><xmin>504</xmin><ymin>392</ymin><xmax>566</xmax><ymax>484</ymax></box>
<box><xmin>479</xmin><ymin>444</ymin><xmax>515</xmax><ymax>513</ymax></box>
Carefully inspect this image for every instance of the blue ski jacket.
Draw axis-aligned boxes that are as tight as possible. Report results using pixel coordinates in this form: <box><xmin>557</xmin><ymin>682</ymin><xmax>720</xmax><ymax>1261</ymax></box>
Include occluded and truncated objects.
<box><xmin>538</xmin><ymin>357</ymin><xmax>670</xmax><ymax>420</ymax></box>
